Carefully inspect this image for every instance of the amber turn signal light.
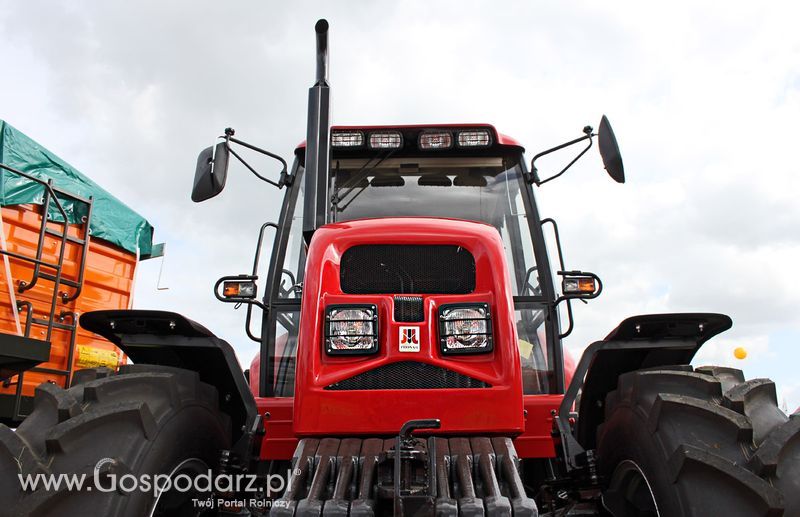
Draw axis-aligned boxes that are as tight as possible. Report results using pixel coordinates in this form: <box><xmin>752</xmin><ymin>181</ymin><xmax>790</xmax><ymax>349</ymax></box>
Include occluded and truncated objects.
<box><xmin>562</xmin><ymin>277</ymin><xmax>597</xmax><ymax>295</ymax></box>
<box><xmin>223</xmin><ymin>281</ymin><xmax>257</xmax><ymax>299</ymax></box>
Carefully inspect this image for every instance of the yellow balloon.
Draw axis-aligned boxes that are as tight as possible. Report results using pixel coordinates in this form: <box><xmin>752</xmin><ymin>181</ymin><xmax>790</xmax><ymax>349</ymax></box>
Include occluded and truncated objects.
<box><xmin>734</xmin><ymin>347</ymin><xmax>747</xmax><ymax>360</ymax></box>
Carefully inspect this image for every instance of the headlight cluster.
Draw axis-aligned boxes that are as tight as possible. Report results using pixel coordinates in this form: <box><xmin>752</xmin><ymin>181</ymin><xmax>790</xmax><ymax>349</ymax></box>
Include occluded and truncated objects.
<box><xmin>438</xmin><ymin>303</ymin><xmax>493</xmax><ymax>355</ymax></box>
<box><xmin>324</xmin><ymin>302</ymin><xmax>493</xmax><ymax>355</ymax></box>
<box><xmin>325</xmin><ymin>305</ymin><xmax>379</xmax><ymax>355</ymax></box>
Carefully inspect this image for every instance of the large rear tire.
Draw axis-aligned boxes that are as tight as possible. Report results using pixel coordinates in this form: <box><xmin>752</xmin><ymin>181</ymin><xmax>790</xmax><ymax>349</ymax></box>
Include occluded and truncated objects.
<box><xmin>0</xmin><ymin>364</ymin><xmax>231</xmax><ymax>516</ymax></box>
<box><xmin>597</xmin><ymin>365</ymin><xmax>799</xmax><ymax>517</ymax></box>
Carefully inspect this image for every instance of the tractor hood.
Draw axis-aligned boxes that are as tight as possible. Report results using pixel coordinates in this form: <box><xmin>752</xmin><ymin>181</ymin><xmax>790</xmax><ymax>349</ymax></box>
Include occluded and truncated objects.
<box><xmin>293</xmin><ymin>217</ymin><xmax>525</xmax><ymax>436</ymax></box>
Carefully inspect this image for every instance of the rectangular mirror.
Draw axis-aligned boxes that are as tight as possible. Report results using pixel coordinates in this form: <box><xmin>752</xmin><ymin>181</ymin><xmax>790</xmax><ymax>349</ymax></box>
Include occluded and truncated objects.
<box><xmin>191</xmin><ymin>141</ymin><xmax>229</xmax><ymax>202</ymax></box>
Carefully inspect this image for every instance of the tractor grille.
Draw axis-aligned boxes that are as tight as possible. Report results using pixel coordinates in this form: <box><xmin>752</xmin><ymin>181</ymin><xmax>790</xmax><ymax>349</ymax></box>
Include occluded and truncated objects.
<box><xmin>325</xmin><ymin>361</ymin><xmax>490</xmax><ymax>390</ymax></box>
<box><xmin>394</xmin><ymin>296</ymin><xmax>424</xmax><ymax>322</ymax></box>
<box><xmin>340</xmin><ymin>245</ymin><xmax>475</xmax><ymax>294</ymax></box>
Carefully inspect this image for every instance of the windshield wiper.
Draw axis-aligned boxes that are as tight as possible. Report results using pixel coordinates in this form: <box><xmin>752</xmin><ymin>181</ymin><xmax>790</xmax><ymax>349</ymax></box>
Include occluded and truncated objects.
<box><xmin>331</xmin><ymin>149</ymin><xmax>399</xmax><ymax>210</ymax></box>
<box><xmin>336</xmin><ymin>181</ymin><xmax>369</xmax><ymax>212</ymax></box>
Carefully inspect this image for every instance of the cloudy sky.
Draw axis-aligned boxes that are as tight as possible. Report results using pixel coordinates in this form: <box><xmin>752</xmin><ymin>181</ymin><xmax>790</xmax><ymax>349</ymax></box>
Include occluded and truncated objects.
<box><xmin>2</xmin><ymin>1</ymin><xmax>799</xmax><ymax>409</ymax></box>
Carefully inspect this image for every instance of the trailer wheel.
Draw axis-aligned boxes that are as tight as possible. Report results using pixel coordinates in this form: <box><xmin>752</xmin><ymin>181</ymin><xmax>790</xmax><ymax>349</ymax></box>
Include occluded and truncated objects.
<box><xmin>0</xmin><ymin>364</ymin><xmax>231</xmax><ymax>516</ymax></box>
<box><xmin>597</xmin><ymin>365</ymin><xmax>798</xmax><ymax>517</ymax></box>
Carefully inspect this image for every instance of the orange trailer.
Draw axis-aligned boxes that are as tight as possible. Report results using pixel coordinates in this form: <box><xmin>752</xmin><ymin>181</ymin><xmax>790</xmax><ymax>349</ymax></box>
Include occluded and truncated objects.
<box><xmin>0</xmin><ymin>120</ymin><xmax>155</xmax><ymax>422</ymax></box>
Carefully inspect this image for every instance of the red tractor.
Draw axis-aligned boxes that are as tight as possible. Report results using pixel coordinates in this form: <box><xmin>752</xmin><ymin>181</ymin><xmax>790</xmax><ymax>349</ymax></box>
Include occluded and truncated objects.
<box><xmin>2</xmin><ymin>19</ymin><xmax>798</xmax><ymax>517</ymax></box>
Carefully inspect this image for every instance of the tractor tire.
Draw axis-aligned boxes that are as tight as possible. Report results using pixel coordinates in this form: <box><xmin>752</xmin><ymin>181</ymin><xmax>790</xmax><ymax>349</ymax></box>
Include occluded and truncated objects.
<box><xmin>596</xmin><ymin>365</ymin><xmax>799</xmax><ymax>517</ymax></box>
<box><xmin>0</xmin><ymin>364</ymin><xmax>231</xmax><ymax>517</ymax></box>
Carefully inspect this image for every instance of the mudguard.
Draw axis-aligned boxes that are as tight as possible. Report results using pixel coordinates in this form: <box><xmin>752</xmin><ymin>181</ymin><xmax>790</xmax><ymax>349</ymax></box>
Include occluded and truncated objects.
<box><xmin>557</xmin><ymin>313</ymin><xmax>732</xmax><ymax>469</ymax></box>
<box><xmin>80</xmin><ymin>310</ymin><xmax>258</xmax><ymax>446</ymax></box>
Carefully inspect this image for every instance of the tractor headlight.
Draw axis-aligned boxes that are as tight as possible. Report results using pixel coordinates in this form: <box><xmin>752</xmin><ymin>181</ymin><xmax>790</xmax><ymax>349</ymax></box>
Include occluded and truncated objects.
<box><xmin>325</xmin><ymin>305</ymin><xmax>379</xmax><ymax>355</ymax></box>
<box><xmin>438</xmin><ymin>303</ymin><xmax>493</xmax><ymax>355</ymax></box>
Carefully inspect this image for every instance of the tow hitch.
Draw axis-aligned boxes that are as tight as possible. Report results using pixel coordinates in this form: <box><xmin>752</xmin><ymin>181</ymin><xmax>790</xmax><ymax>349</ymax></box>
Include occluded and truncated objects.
<box><xmin>382</xmin><ymin>419</ymin><xmax>441</xmax><ymax>516</ymax></box>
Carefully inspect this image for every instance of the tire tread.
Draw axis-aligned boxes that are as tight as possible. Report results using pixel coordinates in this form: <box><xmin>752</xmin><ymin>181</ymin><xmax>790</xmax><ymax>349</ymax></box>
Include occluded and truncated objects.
<box><xmin>599</xmin><ymin>365</ymin><xmax>799</xmax><ymax>517</ymax></box>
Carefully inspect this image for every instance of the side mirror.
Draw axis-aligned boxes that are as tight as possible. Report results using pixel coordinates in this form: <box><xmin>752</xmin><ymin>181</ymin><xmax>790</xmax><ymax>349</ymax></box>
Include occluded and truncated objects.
<box><xmin>530</xmin><ymin>115</ymin><xmax>626</xmax><ymax>186</ymax></box>
<box><xmin>598</xmin><ymin>115</ymin><xmax>625</xmax><ymax>183</ymax></box>
<box><xmin>191</xmin><ymin>141</ymin><xmax>230</xmax><ymax>202</ymax></box>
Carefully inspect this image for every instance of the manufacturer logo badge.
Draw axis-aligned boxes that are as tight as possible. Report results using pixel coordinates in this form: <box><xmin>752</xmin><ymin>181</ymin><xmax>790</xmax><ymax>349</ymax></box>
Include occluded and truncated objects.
<box><xmin>399</xmin><ymin>326</ymin><xmax>420</xmax><ymax>352</ymax></box>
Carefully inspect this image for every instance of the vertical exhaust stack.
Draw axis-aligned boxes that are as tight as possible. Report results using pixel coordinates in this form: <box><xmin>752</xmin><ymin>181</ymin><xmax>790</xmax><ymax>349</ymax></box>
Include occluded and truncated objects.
<box><xmin>303</xmin><ymin>19</ymin><xmax>331</xmax><ymax>242</ymax></box>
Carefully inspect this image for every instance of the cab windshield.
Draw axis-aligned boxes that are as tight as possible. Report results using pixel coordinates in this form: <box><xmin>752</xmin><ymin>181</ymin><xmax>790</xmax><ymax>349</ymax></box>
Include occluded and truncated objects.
<box><xmin>330</xmin><ymin>154</ymin><xmax>539</xmax><ymax>297</ymax></box>
<box><xmin>270</xmin><ymin>151</ymin><xmax>555</xmax><ymax>397</ymax></box>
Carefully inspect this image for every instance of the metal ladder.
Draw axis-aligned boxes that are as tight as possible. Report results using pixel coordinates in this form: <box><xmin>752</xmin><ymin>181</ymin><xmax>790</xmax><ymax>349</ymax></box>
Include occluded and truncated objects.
<box><xmin>0</xmin><ymin>164</ymin><xmax>93</xmax><ymax>420</ymax></box>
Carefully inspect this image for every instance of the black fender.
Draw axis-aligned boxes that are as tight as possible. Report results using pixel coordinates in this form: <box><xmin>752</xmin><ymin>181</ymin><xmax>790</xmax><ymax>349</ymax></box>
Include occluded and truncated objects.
<box><xmin>80</xmin><ymin>310</ymin><xmax>259</xmax><ymax>454</ymax></box>
<box><xmin>557</xmin><ymin>313</ymin><xmax>732</xmax><ymax>470</ymax></box>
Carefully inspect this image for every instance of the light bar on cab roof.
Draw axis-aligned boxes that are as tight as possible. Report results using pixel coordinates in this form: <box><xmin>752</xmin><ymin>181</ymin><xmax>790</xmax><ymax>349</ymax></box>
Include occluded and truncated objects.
<box><xmin>419</xmin><ymin>131</ymin><xmax>453</xmax><ymax>150</ymax></box>
<box><xmin>457</xmin><ymin>129</ymin><xmax>492</xmax><ymax>148</ymax></box>
<box><xmin>331</xmin><ymin>131</ymin><xmax>364</xmax><ymax>148</ymax></box>
<box><xmin>368</xmin><ymin>131</ymin><xmax>403</xmax><ymax>149</ymax></box>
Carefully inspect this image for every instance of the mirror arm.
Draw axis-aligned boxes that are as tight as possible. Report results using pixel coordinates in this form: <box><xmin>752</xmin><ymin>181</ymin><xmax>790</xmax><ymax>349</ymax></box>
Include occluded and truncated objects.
<box><xmin>227</xmin><ymin>135</ymin><xmax>288</xmax><ymax>172</ymax></box>
<box><xmin>223</xmin><ymin>129</ymin><xmax>292</xmax><ymax>188</ymax></box>
<box><xmin>530</xmin><ymin>129</ymin><xmax>595</xmax><ymax>186</ymax></box>
<box><xmin>226</xmin><ymin>144</ymin><xmax>282</xmax><ymax>189</ymax></box>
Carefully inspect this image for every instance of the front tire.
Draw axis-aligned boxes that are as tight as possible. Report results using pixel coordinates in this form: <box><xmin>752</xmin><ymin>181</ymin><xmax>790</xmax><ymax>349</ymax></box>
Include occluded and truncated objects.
<box><xmin>0</xmin><ymin>364</ymin><xmax>231</xmax><ymax>516</ymax></box>
<box><xmin>597</xmin><ymin>365</ymin><xmax>798</xmax><ymax>517</ymax></box>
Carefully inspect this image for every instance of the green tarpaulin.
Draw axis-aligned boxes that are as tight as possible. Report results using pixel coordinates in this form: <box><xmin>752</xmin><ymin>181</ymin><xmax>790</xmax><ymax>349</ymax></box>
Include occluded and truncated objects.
<box><xmin>0</xmin><ymin>120</ymin><xmax>153</xmax><ymax>256</ymax></box>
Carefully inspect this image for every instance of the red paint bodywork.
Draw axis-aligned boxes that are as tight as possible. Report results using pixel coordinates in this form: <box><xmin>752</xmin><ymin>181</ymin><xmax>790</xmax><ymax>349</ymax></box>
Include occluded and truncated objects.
<box><xmin>251</xmin><ymin>217</ymin><xmax>568</xmax><ymax>460</ymax></box>
<box><xmin>294</xmin><ymin>124</ymin><xmax>525</xmax><ymax>153</ymax></box>
<box><xmin>254</xmin><ymin>394</ymin><xmax>563</xmax><ymax>460</ymax></box>
<box><xmin>295</xmin><ymin>218</ymin><xmax>523</xmax><ymax>435</ymax></box>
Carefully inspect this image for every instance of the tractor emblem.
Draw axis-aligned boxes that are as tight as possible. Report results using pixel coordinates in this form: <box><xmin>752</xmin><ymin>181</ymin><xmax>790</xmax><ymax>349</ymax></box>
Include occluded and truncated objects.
<box><xmin>399</xmin><ymin>326</ymin><xmax>420</xmax><ymax>352</ymax></box>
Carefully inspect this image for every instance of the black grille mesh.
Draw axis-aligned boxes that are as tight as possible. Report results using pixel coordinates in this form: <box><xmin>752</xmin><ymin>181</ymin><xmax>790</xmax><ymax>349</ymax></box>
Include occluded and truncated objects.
<box><xmin>340</xmin><ymin>245</ymin><xmax>475</xmax><ymax>294</ymax></box>
<box><xmin>394</xmin><ymin>296</ymin><xmax>424</xmax><ymax>322</ymax></box>
<box><xmin>325</xmin><ymin>361</ymin><xmax>490</xmax><ymax>390</ymax></box>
